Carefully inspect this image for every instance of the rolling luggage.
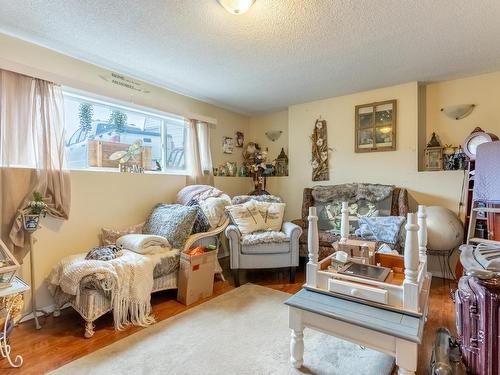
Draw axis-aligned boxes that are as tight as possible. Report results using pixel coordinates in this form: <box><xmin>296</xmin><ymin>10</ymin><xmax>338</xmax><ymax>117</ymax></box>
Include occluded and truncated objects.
<box><xmin>456</xmin><ymin>243</ymin><xmax>500</xmax><ymax>375</ymax></box>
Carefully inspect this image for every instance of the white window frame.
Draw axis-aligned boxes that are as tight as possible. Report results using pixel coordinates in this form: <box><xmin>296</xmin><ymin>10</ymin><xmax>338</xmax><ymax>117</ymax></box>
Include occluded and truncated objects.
<box><xmin>62</xmin><ymin>88</ymin><xmax>188</xmax><ymax>175</ymax></box>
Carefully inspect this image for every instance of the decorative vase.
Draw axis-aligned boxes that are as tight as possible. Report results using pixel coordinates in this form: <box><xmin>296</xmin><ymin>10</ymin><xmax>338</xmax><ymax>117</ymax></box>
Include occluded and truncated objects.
<box><xmin>249</xmin><ymin>172</ymin><xmax>269</xmax><ymax>195</ymax></box>
<box><xmin>22</xmin><ymin>214</ymin><xmax>40</xmax><ymax>232</ymax></box>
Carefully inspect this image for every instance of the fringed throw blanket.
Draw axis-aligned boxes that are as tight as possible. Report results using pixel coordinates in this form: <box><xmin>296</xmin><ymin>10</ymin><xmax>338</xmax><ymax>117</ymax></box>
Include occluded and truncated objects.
<box><xmin>47</xmin><ymin>249</ymin><xmax>166</xmax><ymax>329</ymax></box>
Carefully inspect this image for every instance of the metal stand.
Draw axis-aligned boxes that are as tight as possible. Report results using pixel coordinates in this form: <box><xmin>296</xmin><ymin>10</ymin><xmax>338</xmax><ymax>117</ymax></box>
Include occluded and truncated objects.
<box><xmin>20</xmin><ymin>234</ymin><xmax>49</xmax><ymax>329</ymax></box>
<box><xmin>426</xmin><ymin>248</ymin><xmax>456</xmax><ymax>285</ymax></box>
<box><xmin>0</xmin><ymin>300</ymin><xmax>23</xmax><ymax>367</ymax></box>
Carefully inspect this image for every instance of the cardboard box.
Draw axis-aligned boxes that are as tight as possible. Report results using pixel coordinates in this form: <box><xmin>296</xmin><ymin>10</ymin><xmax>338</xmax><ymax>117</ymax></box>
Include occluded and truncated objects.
<box><xmin>177</xmin><ymin>249</ymin><xmax>216</xmax><ymax>306</ymax></box>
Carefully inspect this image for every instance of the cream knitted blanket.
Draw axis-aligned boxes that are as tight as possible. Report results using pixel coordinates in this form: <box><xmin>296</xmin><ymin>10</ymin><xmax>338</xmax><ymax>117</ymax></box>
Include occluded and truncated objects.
<box><xmin>47</xmin><ymin>249</ymin><xmax>165</xmax><ymax>329</ymax></box>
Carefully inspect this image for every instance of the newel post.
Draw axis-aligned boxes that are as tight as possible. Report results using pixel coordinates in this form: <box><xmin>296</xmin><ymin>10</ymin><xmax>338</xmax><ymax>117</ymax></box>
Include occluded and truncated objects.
<box><xmin>417</xmin><ymin>205</ymin><xmax>428</xmax><ymax>270</ymax></box>
<box><xmin>403</xmin><ymin>213</ymin><xmax>419</xmax><ymax>311</ymax></box>
<box><xmin>340</xmin><ymin>201</ymin><xmax>349</xmax><ymax>243</ymax></box>
<box><xmin>306</xmin><ymin>207</ymin><xmax>319</xmax><ymax>288</ymax></box>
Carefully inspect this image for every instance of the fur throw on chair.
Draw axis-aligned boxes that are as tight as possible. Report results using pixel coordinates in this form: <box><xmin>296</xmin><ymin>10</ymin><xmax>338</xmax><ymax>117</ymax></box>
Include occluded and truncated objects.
<box><xmin>231</xmin><ymin>194</ymin><xmax>282</xmax><ymax>205</ymax></box>
<box><xmin>312</xmin><ymin>183</ymin><xmax>394</xmax><ymax>203</ymax></box>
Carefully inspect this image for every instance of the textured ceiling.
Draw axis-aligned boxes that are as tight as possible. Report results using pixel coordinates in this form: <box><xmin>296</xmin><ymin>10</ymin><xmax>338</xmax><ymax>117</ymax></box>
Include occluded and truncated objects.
<box><xmin>1</xmin><ymin>0</ymin><xmax>500</xmax><ymax>114</ymax></box>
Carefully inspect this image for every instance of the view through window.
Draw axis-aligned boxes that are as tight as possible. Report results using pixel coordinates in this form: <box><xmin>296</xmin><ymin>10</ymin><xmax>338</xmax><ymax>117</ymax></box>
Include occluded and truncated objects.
<box><xmin>63</xmin><ymin>92</ymin><xmax>186</xmax><ymax>172</ymax></box>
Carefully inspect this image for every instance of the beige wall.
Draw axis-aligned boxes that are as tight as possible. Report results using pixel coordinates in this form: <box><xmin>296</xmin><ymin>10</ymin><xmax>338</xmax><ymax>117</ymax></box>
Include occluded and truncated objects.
<box><xmin>250</xmin><ymin>72</ymin><xmax>500</xmax><ymax>218</ymax></box>
<box><xmin>426</xmin><ymin>71</ymin><xmax>500</xmax><ymax>148</ymax></box>
<box><xmin>281</xmin><ymin>81</ymin><xmax>464</xmax><ymax>222</ymax></box>
<box><xmin>0</xmin><ymin>33</ymin><xmax>251</xmax><ymax>308</ymax></box>
<box><xmin>251</xmin><ymin>82</ymin><xmax>469</xmax><ymax>278</ymax></box>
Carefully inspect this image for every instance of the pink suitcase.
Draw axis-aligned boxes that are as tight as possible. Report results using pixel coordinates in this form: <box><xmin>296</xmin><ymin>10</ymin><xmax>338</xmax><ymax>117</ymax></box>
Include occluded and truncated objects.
<box><xmin>456</xmin><ymin>244</ymin><xmax>500</xmax><ymax>375</ymax></box>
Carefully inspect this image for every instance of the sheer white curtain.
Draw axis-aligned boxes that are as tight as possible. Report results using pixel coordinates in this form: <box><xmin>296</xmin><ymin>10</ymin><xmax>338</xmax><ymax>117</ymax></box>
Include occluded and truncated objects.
<box><xmin>186</xmin><ymin>119</ymin><xmax>214</xmax><ymax>186</ymax></box>
<box><xmin>0</xmin><ymin>69</ymin><xmax>70</xmax><ymax>260</ymax></box>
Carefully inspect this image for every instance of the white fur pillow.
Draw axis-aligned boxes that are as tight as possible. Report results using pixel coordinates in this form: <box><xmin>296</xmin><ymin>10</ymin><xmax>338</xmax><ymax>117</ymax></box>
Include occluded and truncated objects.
<box><xmin>226</xmin><ymin>201</ymin><xmax>266</xmax><ymax>234</ymax></box>
<box><xmin>255</xmin><ymin>201</ymin><xmax>286</xmax><ymax>231</ymax></box>
<box><xmin>199</xmin><ymin>194</ymin><xmax>232</xmax><ymax>229</ymax></box>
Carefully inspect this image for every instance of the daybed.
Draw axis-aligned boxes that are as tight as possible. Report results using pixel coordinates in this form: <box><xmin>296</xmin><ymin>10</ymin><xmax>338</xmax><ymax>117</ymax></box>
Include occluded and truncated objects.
<box><xmin>50</xmin><ymin>220</ymin><xmax>228</xmax><ymax>338</ymax></box>
<box><xmin>49</xmin><ymin>185</ymin><xmax>231</xmax><ymax>338</ymax></box>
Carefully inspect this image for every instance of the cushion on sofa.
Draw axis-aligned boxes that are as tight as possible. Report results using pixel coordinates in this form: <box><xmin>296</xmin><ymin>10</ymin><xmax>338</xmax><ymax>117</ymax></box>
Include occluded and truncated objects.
<box><xmin>356</xmin><ymin>216</ymin><xmax>405</xmax><ymax>245</ymax></box>
<box><xmin>143</xmin><ymin>204</ymin><xmax>198</xmax><ymax>249</ymax></box>
<box><xmin>226</xmin><ymin>201</ymin><xmax>266</xmax><ymax>235</ymax></box>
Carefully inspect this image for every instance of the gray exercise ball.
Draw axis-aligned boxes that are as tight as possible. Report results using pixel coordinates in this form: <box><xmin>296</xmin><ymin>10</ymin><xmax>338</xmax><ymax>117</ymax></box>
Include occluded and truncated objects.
<box><xmin>425</xmin><ymin>206</ymin><xmax>464</xmax><ymax>250</ymax></box>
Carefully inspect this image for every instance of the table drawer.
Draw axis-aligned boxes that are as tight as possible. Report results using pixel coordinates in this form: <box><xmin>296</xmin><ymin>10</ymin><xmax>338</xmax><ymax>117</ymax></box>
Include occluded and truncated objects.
<box><xmin>328</xmin><ymin>278</ymin><xmax>388</xmax><ymax>304</ymax></box>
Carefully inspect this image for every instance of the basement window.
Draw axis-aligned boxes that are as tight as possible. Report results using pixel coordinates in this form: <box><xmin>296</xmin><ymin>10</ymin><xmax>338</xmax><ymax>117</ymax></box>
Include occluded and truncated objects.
<box><xmin>63</xmin><ymin>91</ymin><xmax>186</xmax><ymax>173</ymax></box>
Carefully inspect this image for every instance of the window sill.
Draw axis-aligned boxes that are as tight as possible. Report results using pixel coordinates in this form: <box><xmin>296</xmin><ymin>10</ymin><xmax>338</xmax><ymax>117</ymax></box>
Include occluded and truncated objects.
<box><xmin>69</xmin><ymin>167</ymin><xmax>189</xmax><ymax>177</ymax></box>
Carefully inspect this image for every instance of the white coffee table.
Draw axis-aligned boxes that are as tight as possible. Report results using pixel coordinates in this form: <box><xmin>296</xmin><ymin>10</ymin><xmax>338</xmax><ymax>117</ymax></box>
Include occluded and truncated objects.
<box><xmin>285</xmin><ymin>287</ymin><xmax>430</xmax><ymax>375</ymax></box>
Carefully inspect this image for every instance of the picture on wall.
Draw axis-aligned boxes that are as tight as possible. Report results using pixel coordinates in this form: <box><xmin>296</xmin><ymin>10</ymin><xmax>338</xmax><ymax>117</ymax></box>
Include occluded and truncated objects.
<box><xmin>311</xmin><ymin>118</ymin><xmax>329</xmax><ymax>181</ymax></box>
<box><xmin>235</xmin><ymin>131</ymin><xmax>244</xmax><ymax>147</ymax></box>
<box><xmin>355</xmin><ymin>99</ymin><xmax>397</xmax><ymax>153</ymax></box>
<box><xmin>223</xmin><ymin>136</ymin><xmax>234</xmax><ymax>154</ymax></box>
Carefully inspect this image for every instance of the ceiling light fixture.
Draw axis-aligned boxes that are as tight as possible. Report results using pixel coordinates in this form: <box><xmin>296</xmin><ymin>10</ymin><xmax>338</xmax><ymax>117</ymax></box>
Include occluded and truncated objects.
<box><xmin>217</xmin><ymin>0</ymin><xmax>256</xmax><ymax>15</ymax></box>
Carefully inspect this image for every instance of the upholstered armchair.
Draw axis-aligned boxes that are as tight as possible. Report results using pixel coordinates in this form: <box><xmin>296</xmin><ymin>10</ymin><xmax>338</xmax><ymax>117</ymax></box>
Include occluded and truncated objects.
<box><xmin>225</xmin><ymin>195</ymin><xmax>302</xmax><ymax>287</ymax></box>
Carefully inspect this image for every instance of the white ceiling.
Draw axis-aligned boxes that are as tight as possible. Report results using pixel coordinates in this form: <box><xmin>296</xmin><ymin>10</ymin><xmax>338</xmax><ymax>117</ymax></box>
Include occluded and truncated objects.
<box><xmin>1</xmin><ymin>0</ymin><xmax>500</xmax><ymax>115</ymax></box>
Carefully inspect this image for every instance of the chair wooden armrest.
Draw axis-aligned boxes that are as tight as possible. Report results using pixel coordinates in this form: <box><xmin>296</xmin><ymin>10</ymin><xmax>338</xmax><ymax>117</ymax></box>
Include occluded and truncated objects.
<box><xmin>182</xmin><ymin>218</ymin><xmax>230</xmax><ymax>253</ymax></box>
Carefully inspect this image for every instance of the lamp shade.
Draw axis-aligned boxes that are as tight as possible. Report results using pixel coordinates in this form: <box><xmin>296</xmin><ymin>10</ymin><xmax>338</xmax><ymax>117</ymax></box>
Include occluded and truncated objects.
<box><xmin>440</xmin><ymin>104</ymin><xmax>475</xmax><ymax>120</ymax></box>
<box><xmin>217</xmin><ymin>0</ymin><xmax>255</xmax><ymax>15</ymax></box>
<box><xmin>265</xmin><ymin>130</ymin><xmax>283</xmax><ymax>142</ymax></box>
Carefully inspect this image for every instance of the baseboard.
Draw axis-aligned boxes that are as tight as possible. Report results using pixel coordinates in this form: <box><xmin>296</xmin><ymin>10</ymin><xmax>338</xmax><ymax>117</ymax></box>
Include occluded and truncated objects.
<box><xmin>19</xmin><ymin>303</ymin><xmax>70</xmax><ymax>323</ymax></box>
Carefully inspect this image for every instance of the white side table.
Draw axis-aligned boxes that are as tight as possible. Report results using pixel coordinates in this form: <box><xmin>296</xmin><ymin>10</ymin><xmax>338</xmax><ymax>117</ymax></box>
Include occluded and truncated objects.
<box><xmin>285</xmin><ymin>287</ymin><xmax>430</xmax><ymax>375</ymax></box>
<box><xmin>0</xmin><ymin>277</ymin><xmax>29</xmax><ymax>368</ymax></box>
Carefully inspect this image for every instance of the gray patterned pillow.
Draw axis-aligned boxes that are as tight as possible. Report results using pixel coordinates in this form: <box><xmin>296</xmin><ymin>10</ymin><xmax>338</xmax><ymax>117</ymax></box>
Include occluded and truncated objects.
<box><xmin>186</xmin><ymin>200</ymin><xmax>211</xmax><ymax>234</ymax></box>
<box><xmin>358</xmin><ymin>216</ymin><xmax>405</xmax><ymax>245</ymax></box>
<box><xmin>143</xmin><ymin>204</ymin><xmax>198</xmax><ymax>249</ymax></box>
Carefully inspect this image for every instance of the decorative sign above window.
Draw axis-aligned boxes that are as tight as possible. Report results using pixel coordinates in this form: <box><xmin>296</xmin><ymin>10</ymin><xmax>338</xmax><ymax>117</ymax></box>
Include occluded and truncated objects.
<box><xmin>355</xmin><ymin>99</ymin><xmax>397</xmax><ymax>153</ymax></box>
<box><xmin>99</xmin><ymin>72</ymin><xmax>151</xmax><ymax>94</ymax></box>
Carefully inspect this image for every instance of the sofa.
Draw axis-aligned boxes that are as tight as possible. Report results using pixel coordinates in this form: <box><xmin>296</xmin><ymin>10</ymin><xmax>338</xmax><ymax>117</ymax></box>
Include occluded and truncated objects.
<box><xmin>292</xmin><ymin>183</ymin><xmax>409</xmax><ymax>260</ymax></box>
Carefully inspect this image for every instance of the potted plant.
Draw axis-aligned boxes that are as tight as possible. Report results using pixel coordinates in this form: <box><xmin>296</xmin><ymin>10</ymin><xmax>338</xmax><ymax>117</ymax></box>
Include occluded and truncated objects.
<box><xmin>22</xmin><ymin>192</ymin><xmax>48</xmax><ymax>232</ymax></box>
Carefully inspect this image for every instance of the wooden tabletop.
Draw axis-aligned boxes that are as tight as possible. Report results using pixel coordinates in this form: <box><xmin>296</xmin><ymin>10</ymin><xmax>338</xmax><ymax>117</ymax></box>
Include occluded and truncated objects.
<box><xmin>285</xmin><ymin>288</ymin><xmax>425</xmax><ymax>344</ymax></box>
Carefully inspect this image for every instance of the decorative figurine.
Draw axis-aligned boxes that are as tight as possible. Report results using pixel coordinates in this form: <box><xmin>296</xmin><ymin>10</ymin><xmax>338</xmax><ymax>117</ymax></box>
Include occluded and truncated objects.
<box><xmin>274</xmin><ymin>148</ymin><xmax>289</xmax><ymax>176</ymax></box>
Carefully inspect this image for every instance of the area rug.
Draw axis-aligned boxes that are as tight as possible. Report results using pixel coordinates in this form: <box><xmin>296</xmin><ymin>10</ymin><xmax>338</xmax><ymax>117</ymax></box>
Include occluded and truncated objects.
<box><xmin>50</xmin><ymin>284</ymin><xmax>394</xmax><ymax>375</ymax></box>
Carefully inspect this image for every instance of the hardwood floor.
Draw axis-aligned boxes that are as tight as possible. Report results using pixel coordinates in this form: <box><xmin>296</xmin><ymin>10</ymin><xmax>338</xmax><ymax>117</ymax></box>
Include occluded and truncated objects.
<box><xmin>1</xmin><ymin>265</ymin><xmax>456</xmax><ymax>375</ymax></box>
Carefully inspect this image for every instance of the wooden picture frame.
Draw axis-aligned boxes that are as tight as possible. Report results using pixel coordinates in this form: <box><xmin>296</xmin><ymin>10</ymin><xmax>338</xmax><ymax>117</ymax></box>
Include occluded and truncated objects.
<box><xmin>355</xmin><ymin>99</ymin><xmax>397</xmax><ymax>153</ymax></box>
